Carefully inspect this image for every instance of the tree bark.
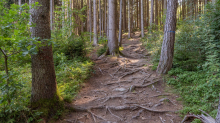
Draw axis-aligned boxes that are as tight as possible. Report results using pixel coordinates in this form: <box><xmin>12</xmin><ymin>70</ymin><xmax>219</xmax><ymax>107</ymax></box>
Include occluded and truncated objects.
<box><xmin>123</xmin><ymin>0</ymin><xmax>126</xmax><ymax>31</ymax></box>
<box><xmin>128</xmin><ymin>0</ymin><xmax>131</xmax><ymax>38</ymax></box>
<box><xmin>150</xmin><ymin>0</ymin><xmax>154</xmax><ymax>25</ymax></box>
<box><xmin>30</xmin><ymin>0</ymin><xmax>58</xmax><ymax>103</ymax></box>
<box><xmin>141</xmin><ymin>0</ymin><xmax>144</xmax><ymax>37</ymax></box>
<box><xmin>87</xmin><ymin>0</ymin><xmax>90</xmax><ymax>32</ymax></box>
<box><xmin>146</xmin><ymin>0</ymin><xmax>149</xmax><ymax>27</ymax></box>
<box><xmin>89</xmin><ymin>0</ymin><xmax>92</xmax><ymax>42</ymax></box>
<box><xmin>93</xmin><ymin>0</ymin><xmax>98</xmax><ymax>46</ymax></box>
<box><xmin>155</xmin><ymin>0</ymin><xmax>158</xmax><ymax>27</ymax></box>
<box><xmin>119</xmin><ymin>0</ymin><xmax>123</xmax><ymax>46</ymax></box>
<box><xmin>99</xmin><ymin>0</ymin><xmax>101</xmax><ymax>38</ymax></box>
<box><xmin>107</xmin><ymin>0</ymin><xmax>119</xmax><ymax>55</ymax></box>
<box><xmin>156</xmin><ymin>0</ymin><xmax>178</xmax><ymax>74</ymax></box>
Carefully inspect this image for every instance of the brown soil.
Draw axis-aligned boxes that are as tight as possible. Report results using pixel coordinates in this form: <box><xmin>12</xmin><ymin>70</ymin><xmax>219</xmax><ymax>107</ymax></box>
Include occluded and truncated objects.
<box><xmin>58</xmin><ymin>31</ymin><xmax>183</xmax><ymax>123</ymax></box>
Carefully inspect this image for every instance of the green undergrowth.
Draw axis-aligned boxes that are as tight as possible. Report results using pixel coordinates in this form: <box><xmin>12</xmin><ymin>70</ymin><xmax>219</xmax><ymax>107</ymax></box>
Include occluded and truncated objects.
<box><xmin>141</xmin><ymin>2</ymin><xmax>220</xmax><ymax>122</ymax></box>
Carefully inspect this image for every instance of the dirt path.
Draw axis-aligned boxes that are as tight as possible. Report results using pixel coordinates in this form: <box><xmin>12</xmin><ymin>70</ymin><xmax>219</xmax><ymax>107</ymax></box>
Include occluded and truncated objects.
<box><xmin>61</xmin><ymin>31</ymin><xmax>183</xmax><ymax>123</ymax></box>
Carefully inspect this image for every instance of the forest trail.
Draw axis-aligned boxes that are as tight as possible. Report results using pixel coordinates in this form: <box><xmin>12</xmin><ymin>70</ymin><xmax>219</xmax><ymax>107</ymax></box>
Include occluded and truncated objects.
<box><xmin>60</xmin><ymin>31</ymin><xmax>183</xmax><ymax>123</ymax></box>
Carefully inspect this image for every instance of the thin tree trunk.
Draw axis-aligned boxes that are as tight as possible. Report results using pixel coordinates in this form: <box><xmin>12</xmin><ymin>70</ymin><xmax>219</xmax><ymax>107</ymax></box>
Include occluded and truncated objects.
<box><xmin>150</xmin><ymin>0</ymin><xmax>154</xmax><ymax>25</ymax></box>
<box><xmin>107</xmin><ymin>0</ymin><xmax>119</xmax><ymax>55</ymax></box>
<box><xmin>87</xmin><ymin>0</ymin><xmax>90</xmax><ymax>32</ymax></box>
<box><xmin>141</xmin><ymin>0</ymin><xmax>144</xmax><ymax>37</ymax></box>
<box><xmin>137</xmin><ymin>0</ymin><xmax>138</xmax><ymax>28</ymax></box>
<box><xmin>128</xmin><ymin>0</ymin><xmax>131</xmax><ymax>38</ymax></box>
<box><xmin>123</xmin><ymin>0</ymin><xmax>126</xmax><ymax>31</ymax></box>
<box><xmin>155</xmin><ymin>0</ymin><xmax>158</xmax><ymax>27</ymax></box>
<box><xmin>99</xmin><ymin>0</ymin><xmax>101</xmax><ymax>37</ymax></box>
<box><xmin>156</xmin><ymin>0</ymin><xmax>178</xmax><ymax>74</ymax></box>
<box><xmin>89</xmin><ymin>0</ymin><xmax>92</xmax><ymax>42</ymax></box>
<box><xmin>139</xmin><ymin>0</ymin><xmax>141</xmax><ymax>29</ymax></box>
<box><xmin>93</xmin><ymin>0</ymin><xmax>98</xmax><ymax>46</ymax></box>
<box><xmin>131</xmin><ymin>0</ymin><xmax>134</xmax><ymax>31</ymax></box>
<box><xmin>81</xmin><ymin>0</ymin><xmax>84</xmax><ymax>33</ymax></box>
<box><xmin>30</xmin><ymin>0</ymin><xmax>59</xmax><ymax>103</ymax></box>
<box><xmin>147</xmin><ymin>0</ymin><xmax>149</xmax><ymax>27</ymax></box>
<box><xmin>119</xmin><ymin>0</ymin><xmax>123</xmax><ymax>46</ymax></box>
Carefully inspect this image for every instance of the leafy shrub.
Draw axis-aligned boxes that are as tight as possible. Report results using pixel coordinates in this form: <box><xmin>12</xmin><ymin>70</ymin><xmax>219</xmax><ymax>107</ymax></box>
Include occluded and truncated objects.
<box><xmin>97</xmin><ymin>37</ymin><xmax>108</xmax><ymax>56</ymax></box>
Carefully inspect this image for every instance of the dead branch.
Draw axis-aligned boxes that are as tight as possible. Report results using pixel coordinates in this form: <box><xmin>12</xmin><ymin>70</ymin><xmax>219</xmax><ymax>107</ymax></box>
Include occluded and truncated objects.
<box><xmin>181</xmin><ymin>113</ymin><xmax>215</xmax><ymax>123</ymax></box>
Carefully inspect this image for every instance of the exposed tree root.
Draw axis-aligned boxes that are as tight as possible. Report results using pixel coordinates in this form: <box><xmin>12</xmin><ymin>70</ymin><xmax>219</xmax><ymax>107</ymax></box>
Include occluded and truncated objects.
<box><xmin>159</xmin><ymin>98</ymin><xmax>176</xmax><ymax>105</ymax></box>
<box><xmin>159</xmin><ymin>116</ymin><xmax>165</xmax><ymax>123</ymax></box>
<box><xmin>104</xmin><ymin>80</ymin><xmax>132</xmax><ymax>85</ymax></box>
<box><xmin>100</xmin><ymin>95</ymin><xmax>133</xmax><ymax>103</ymax></box>
<box><xmin>133</xmin><ymin>104</ymin><xmax>177</xmax><ymax>113</ymax></box>
<box><xmin>119</xmin><ymin>69</ymin><xmax>140</xmax><ymax>80</ymax></box>
<box><xmin>150</xmin><ymin>93</ymin><xmax>171</xmax><ymax>98</ymax></box>
<box><xmin>132</xmin><ymin>109</ymin><xmax>144</xmax><ymax>119</ymax></box>
<box><xmin>106</xmin><ymin>107</ymin><xmax>123</xmax><ymax>121</ymax></box>
<box><xmin>129</xmin><ymin>80</ymin><xmax>160</xmax><ymax>92</ymax></box>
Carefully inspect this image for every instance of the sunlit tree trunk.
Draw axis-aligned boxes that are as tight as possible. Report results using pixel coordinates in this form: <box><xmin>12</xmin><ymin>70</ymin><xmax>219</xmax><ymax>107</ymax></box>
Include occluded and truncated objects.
<box><xmin>30</xmin><ymin>0</ymin><xmax>59</xmax><ymax>103</ymax></box>
<box><xmin>141</xmin><ymin>0</ymin><xmax>144</xmax><ymax>37</ymax></box>
<box><xmin>107</xmin><ymin>0</ymin><xmax>119</xmax><ymax>55</ymax></box>
<box><xmin>93</xmin><ymin>0</ymin><xmax>98</xmax><ymax>46</ymax></box>
<box><xmin>128</xmin><ymin>0</ymin><xmax>131</xmax><ymax>38</ymax></box>
<box><xmin>157</xmin><ymin>0</ymin><xmax>178</xmax><ymax>74</ymax></box>
<box><xmin>119</xmin><ymin>0</ymin><xmax>123</xmax><ymax>46</ymax></box>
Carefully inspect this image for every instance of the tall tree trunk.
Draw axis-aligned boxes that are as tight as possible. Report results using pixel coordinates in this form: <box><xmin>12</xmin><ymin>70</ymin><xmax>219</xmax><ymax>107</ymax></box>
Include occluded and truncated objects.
<box><xmin>81</xmin><ymin>0</ymin><xmax>84</xmax><ymax>33</ymax></box>
<box><xmin>89</xmin><ymin>0</ymin><xmax>92</xmax><ymax>42</ymax></box>
<box><xmin>155</xmin><ymin>0</ymin><xmax>158</xmax><ymax>27</ymax></box>
<box><xmin>30</xmin><ymin>0</ymin><xmax>59</xmax><ymax>103</ymax></box>
<box><xmin>141</xmin><ymin>0</ymin><xmax>144</xmax><ymax>37</ymax></box>
<box><xmin>139</xmin><ymin>0</ymin><xmax>141</xmax><ymax>29</ymax></box>
<box><xmin>119</xmin><ymin>0</ymin><xmax>123</xmax><ymax>46</ymax></box>
<box><xmin>131</xmin><ymin>0</ymin><xmax>134</xmax><ymax>31</ymax></box>
<box><xmin>99</xmin><ymin>0</ymin><xmax>101</xmax><ymax>37</ymax></box>
<box><xmin>107</xmin><ymin>0</ymin><xmax>119</xmax><ymax>55</ymax></box>
<box><xmin>156</xmin><ymin>0</ymin><xmax>178</xmax><ymax>74</ymax></box>
<box><xmin>87</xmin><ymin>0</ymin><xmax>90</xmax><ymax>32</ymax></box>
<box><xmin>150</xmin><ymin>0</ymin><xmax>154</xmax><ymax>25</ymax></box>
<box><xmin>123</xmin><ymin>0</ymin><xmax>126</xmax><ymax>31</ymax></box>
<box><xmin>147</xmin><ymin>0</ymin><xmax>149</xmax><ymax>27</ymax></box>
<box><xmin>93</xmin><ymin>0</ymin><xmax>98</xmax><ymax>46</ymax></box>
<box><xmin>182</xmin><ymin>0</ymin><xmax>185</xmax><ymax>19</ymax></box>
<box><xmin>128</xmin><ymin>0</ymin><xmax>131</xmax><ymax>38</ymax></box>
<box><xmin>137</xmin><ymin>0</ymin><xmax>139</xmax><ymax>28</ymax></box>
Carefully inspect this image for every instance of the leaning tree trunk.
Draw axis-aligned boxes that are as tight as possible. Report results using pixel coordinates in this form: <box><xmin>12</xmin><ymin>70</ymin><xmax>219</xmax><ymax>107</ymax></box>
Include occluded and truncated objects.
<box><xmin>29</xmin><ymin>0</ymin><xmax>59</xmax><ymax>103</ymax></box>
<box><xmin>119</xmin><ymin>0</ymin><xmax>123</xmax><ymax>46</ymax></box>
<box><xmin>107</xmin><ymin>0</ymin><xmax>119</xmax><ymax>55</ymax></box>
<box><xmin>93</xmin><ymin>0</ymin><xmax>98</xmax><ymax>46</ymax></box>
<box><xmin>141</xmin><ymin>0</ymin><xmax>144</xmax><ymax>38</ymax></box>
<box><xmin>156</xmin><ymin>0</ymin><xmax>178</xmax><ymax>74</ymax></box>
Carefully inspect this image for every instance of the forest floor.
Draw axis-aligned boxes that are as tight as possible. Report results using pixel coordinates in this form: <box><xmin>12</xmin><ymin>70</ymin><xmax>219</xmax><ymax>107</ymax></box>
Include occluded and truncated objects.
<box><xmin>58</xmin><ymin>31</ymin><xmax>183</xmax><ymax>123</ymax></box>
